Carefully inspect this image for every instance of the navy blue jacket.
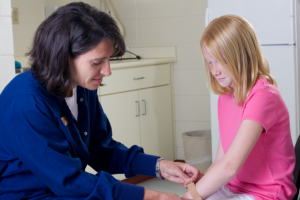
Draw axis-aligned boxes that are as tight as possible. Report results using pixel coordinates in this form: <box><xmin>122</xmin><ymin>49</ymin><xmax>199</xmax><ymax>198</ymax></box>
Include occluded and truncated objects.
<box><xmin>0</xmin><ymin>71</ymin><xmax>159</xmax><ymax>200</ymax></box>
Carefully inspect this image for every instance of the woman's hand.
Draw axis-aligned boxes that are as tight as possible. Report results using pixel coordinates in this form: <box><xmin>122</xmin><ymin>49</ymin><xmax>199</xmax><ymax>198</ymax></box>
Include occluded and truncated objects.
<box><xmin>159</xmin><ymin>160</ymin><xmax>203</xmax><ymax>187</ymax></box>
<box><xmin>144</xmin><ymin>189</ymin><xmax>194</xmax><ymax>200</ymax></box>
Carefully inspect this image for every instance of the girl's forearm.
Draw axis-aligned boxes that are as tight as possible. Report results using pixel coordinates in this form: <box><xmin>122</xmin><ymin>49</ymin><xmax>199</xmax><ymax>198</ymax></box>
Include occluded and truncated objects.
<box><xmin>195</xmin><ymin>120</ymin><xmax>263</xmax><ymax>198</ymax></box>
<box><xmin>203</xmin><ymin>159</ymin><xmax>219</xmax><ymax>175</ymax></box>
<box><xmin>182</xmin><ymin>150</ymin><xmax>226</xmax><ymax>198</ymax></box>
<box><xmin>195</xmin><ymin>159</ymin><xmax>237</xmax><ymax>198</ymax></box>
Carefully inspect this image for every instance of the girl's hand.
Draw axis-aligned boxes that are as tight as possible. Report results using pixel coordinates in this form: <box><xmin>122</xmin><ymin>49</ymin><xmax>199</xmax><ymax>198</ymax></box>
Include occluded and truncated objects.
<box><xmin>181</xmin><ymin>191</ymin><xmax>193</xmax><ymax>199</ymax></box>
<box><xmin>159</xmin><ymin>160</ymin><xmax>203</xmax><ymax>187</ymax></box>
<box><xmin>144</xmin><ymin>189</ymin><xmax>194</xmax><ymax>200</ymax></box>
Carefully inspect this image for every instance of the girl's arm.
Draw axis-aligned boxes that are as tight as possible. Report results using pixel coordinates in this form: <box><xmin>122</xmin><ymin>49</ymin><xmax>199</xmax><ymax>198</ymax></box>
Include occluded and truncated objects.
<box><xmin>205</xmin><ymin>139</ymin><xmax>225</xmax><ymax>174</ymax></box>
<box><xmin>181</xmin><ymin>138</ymin><xmax>224</xmax><ymax>198</ymax></box>
<box><xmin>182</xmin><ymin>119</ymin><xmax>263</xmax><ymax>199</ymax></box>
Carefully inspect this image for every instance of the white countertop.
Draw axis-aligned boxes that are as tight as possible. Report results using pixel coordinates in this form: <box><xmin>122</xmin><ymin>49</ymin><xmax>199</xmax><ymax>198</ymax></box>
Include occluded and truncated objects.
<box><xmin>110</xmin><ymin>57</ymin><xmax>175</xmax><ymax>69</ymax></box>
<box><xmin>15</xmin><ymin>58</ymin><xmax>175</xmax><ymax>76</ymax></box>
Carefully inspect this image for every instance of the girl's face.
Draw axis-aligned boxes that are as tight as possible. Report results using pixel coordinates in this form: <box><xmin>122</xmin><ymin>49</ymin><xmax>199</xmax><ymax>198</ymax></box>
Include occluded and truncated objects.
<box><xmin>203</xmin><ymin>45</ymin><xmax>233</xmax><ymax>88</ymax></box>
<box><xmin>69</xmin><ymin>39</ymin><xmax>113</xmax><ymax>91</ymax></box>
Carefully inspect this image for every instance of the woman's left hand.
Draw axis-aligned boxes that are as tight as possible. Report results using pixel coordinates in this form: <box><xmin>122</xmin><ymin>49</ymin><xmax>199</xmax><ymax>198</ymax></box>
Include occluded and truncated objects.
<box><xmin>159</xmin><ymin>160</ymin><xmax>203</xmax><ymax>187</ymax></box>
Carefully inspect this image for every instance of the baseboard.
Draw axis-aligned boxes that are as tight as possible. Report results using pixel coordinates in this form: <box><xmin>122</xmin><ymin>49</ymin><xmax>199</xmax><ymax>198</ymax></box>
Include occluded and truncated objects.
<box><xmin>174</xmin><ymin>159</ymin><xmax>185</xmax><ymax>163</ymax></box>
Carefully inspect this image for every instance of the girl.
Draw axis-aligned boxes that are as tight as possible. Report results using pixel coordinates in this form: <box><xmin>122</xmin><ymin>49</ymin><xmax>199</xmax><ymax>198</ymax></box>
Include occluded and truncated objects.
<box><xmin>182</xmin><ymin>15</ymin><xmax>297</xmax><ymax>200</ymax></box>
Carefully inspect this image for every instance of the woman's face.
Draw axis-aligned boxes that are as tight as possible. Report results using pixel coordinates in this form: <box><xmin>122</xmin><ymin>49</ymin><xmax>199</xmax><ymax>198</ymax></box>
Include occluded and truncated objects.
<box><xmin>203</xmin><ymin>45</ymin><xmax>233</xmax><ymax>88</ymax></box>
<box><xmin>69</xmin><ymin>39</ymin><xmax>113</xmax><ymax>90</ymax></box>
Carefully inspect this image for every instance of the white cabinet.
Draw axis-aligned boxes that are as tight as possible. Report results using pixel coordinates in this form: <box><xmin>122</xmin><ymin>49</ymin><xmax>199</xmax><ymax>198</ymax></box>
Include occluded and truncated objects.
<box><xmin>97</xmin><ymin>62</ymin><xmax>175</xmax><ymax>180</ymax></box>
<box><xmin>139</xmin><ymin>86</ymin><xmax>173</xmax><ymax>160</ymax></box>
<box><xmin>100</xmin><ymin>90</ymin><xmax>141</xmax><ymax>148</ymax></box>
<box><xmin>100</xmin><ymin>85</ymin><xmax>173</xmax><ymax>160</ymax></box>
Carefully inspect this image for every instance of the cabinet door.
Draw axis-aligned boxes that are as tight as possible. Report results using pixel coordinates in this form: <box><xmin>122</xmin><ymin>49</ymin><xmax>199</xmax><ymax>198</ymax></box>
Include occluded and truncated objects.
<box><xmin>100</xmin><ymin>91</ymin><xmax>141</xmax><ymax>180</ymax></box>
<box><xmin>100</xmin><ymin>91</ymin><xmax>141</xmax><ymax>148</ymax></box>
<box><xmin>139</xmin><ymin>85</ymin><xmax>174</xmax><ymax>161</ymax></box>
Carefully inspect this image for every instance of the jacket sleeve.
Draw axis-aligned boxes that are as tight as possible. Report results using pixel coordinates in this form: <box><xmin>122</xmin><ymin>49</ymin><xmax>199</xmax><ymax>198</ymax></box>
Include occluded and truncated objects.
<box><xmin>87</xmin><ymin>90</ymin><xmax>159</xmax><ymax>178</ymax></box>
<box><xmin>2</xmin><ymin>94</ymin><xmax>144</xmax><ymax>200</ymax></box>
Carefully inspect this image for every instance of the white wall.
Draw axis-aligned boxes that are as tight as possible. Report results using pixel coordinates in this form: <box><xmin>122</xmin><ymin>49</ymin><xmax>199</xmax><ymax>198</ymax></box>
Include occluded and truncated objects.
<box><xmin>0</xmin><ymin>0</ymin><xmax>15</xmax><ymax>92</ymax></box>
<box><xmin>11</xmin><ymin>0</ymin><xmax>102</xmax><ymax>68</ymax></box>
<box><xmin>8</xmin><ymin>0</ymin><xmax>211</xmax><ymax>160</ymax></box>
<box><xmin>111</xmin><ymin>0</ymin><xmax>210</xmax><ymax>159</ymax></box>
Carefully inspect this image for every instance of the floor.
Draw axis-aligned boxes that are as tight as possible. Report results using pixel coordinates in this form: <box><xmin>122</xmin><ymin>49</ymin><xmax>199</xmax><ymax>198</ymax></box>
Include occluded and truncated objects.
<box><xmin>137</xmin><ymin>161</ymin><xmax>212</xmax><ymax>196</ymax></box>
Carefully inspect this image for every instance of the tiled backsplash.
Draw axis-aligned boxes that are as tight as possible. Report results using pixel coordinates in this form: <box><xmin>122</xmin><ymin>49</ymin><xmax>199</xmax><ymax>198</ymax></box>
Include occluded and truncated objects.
<box><xmin>0</xmin><ymin>0</ymin><xmax>15</xmax><ymax>92</ymax></box>
<box><xmin>11</xmin><ymin>0</ymin><xmax>102</xmax><ymax>67</ymax></box>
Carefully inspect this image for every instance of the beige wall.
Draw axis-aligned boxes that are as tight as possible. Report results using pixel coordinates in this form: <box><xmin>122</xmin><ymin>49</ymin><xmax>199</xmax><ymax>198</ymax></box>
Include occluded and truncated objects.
<box><xmin>0</xmin><ymin>0</ymin><xmax>15</xmax><ymax>92</ymax></box>
<box><xmin>111</xmin><ymin>0</ymin><xmax>211</xmax><ymax>159</ymax></box>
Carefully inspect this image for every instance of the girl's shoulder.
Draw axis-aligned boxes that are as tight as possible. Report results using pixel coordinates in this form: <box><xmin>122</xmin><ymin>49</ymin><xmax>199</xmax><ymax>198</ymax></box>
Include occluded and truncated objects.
<box><xmin>252</xmin><ymin>78</ymin><xmax>277</xmax><ymax>91</ymax></box>
<box><xmin>244</xmin><ymin>78</ymin><xmax>285</xmax><ymax>112</ymax></box>
<box><xmin>249</xmin><ymin>78</ymin><xmax>280</xmax><ymax>98</ymax></box>
<box><xmin>218</xmin><ymin>78</ymin><xmax>280</xmax><ymax>107</ymax></box>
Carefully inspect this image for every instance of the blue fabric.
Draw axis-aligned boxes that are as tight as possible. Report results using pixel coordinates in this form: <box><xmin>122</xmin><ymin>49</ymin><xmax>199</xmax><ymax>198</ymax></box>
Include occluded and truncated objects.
<box><xmin>0</xmin><ymin>71</ymin><xmax>159</xmax><ymax>200</ymax></box>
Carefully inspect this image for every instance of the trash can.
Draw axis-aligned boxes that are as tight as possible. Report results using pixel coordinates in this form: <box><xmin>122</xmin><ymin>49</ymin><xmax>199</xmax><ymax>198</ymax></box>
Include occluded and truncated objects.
<box><xmin>182</xmin><ymin>130</ymin><xmax>212</xmax><ymax>171</ymax></box>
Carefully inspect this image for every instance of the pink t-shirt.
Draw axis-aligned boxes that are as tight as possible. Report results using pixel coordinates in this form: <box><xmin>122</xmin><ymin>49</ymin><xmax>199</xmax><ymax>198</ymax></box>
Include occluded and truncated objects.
<box><xmin>218</xmin><ymin>78</ymin><xmax>297</xmax><ymax>200</ymax></box>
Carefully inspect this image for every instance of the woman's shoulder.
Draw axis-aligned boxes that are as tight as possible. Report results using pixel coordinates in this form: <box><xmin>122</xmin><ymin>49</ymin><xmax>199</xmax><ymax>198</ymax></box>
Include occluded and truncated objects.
<box><xmin>3</xmin><ymin>71</ymin><xmax>44</xmax><ymax>94</ymax></box>
<box><xmin>0</xmin><ymin>71</ymin><xmax>55</xmax><ymax>113</ymax></box>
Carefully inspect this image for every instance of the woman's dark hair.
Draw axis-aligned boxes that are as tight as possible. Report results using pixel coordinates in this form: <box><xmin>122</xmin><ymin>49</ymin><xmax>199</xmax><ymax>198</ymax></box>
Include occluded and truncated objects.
<box><xmin>27</xmin><ymin>2</ymin><xmax>125</xmax><ymax>99</ymax></box>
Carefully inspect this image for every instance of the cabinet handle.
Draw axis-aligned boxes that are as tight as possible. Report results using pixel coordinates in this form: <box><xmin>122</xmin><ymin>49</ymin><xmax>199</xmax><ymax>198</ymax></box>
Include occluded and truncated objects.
<box><xmin>133</xmin><ymin>77</ymin><xmax>144</xmax><ymax>80</ymax></box>
<box><xmin>142</xmin><ymin>100</ymin><xmax>146</xmax><ymax>115</ymax></box>
<box><xmin>135</xmin><ymin>101</ymin><xmax>140</xmax><ymax>117</ymax></box>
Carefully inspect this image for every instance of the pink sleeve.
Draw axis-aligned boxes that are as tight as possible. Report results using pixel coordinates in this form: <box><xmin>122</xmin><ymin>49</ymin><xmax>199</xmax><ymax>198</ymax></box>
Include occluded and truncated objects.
<box><xmin>242</xmin><ymin>90</ymin><xmax>277</xmax><ymax>132</ymax></box>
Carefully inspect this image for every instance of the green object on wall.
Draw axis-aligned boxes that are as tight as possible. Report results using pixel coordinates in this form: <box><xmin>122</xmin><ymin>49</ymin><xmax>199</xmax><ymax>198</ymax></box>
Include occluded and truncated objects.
<box><xmin>15</xmin><ymin>61</ymin><xmax>21</xmax><ymax>69</ymax></box>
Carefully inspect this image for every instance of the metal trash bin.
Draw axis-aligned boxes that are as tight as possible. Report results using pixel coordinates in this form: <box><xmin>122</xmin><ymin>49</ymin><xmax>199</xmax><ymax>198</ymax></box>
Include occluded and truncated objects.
<box><xmin>182</xmin><ymin>130</ymin><xmax>212</xmax><ymax>171</ymax></box>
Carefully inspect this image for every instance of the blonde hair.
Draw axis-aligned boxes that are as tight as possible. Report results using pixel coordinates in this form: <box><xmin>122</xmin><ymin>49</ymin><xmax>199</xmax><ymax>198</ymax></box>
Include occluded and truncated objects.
<box><xmin>200</xmin><ymin>15</ymin><xmax>276</xmax><ymax>106</ymax></box>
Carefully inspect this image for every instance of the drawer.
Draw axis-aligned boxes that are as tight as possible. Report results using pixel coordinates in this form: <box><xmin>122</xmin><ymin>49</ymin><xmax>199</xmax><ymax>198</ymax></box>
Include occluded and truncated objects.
<box><xmin>98</xmin><ymin>64</ymin><xmax>170</xmax><ymax>95</ymax></box>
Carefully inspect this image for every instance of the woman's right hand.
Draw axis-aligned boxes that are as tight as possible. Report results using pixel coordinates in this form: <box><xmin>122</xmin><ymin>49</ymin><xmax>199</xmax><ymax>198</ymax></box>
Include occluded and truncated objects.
<box><xmin>143</xmin><ymin>189</ymin><xmax>193</xmax><ymax>200</ymax></box>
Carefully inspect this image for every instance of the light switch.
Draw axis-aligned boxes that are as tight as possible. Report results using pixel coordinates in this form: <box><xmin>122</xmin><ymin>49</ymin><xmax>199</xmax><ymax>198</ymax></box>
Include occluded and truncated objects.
<box><xmin>12</xmin><ymin>7</ymin><xmax>19</xmax><ymax>24</ymax></box>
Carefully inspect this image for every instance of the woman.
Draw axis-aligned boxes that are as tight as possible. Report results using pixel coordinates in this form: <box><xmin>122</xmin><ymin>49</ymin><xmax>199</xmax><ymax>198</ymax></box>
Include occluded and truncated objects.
<box><xmin>182</xmin><ymin>15</ymin><xmax>296</xmax><ymax>200</ymax></box>
<box><xmin>0</xmin><ymin>2</ymin><xmax>200</xmax><ymax>200</ymax></box>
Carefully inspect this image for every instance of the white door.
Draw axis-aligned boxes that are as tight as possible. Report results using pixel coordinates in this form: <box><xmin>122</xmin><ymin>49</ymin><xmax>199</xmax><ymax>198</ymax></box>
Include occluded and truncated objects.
<box><xmin>208</xmin><ymin>0</ymin><xmax>294</xmax><ymax>44</ymax></box>
<box><xmin>139</xmin><ymin>85</ymin><xmax>174</xmax><ymax>161</ymax></box>
<box><xmin>261</xmin><ymin>46</ymin><xmax>298</xmax><ymax>144</ymax></box>
<box><xmin>210</xmin><ymin>93</ymin><xmax>219</xmax><ymax>161</ymax></box>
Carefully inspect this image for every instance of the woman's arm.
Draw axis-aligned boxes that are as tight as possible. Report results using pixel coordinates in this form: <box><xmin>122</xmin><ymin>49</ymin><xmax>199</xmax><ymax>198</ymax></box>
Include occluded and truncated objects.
<box><xmin>87</xmin><ymin>89</ymin><xmax>159</xmax><ymax>178</ymax></box>
<box><xmin>182</xmin><ymin>119</ymin><xmax>263</xmax><ymax>199</ymax></box>
<box><xmin>3</xmin><ymin>93</ymin><xmax>149</xmax><ymax>200</ymax></box>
